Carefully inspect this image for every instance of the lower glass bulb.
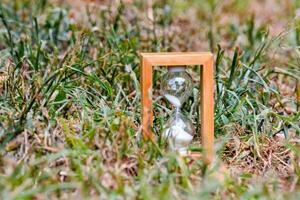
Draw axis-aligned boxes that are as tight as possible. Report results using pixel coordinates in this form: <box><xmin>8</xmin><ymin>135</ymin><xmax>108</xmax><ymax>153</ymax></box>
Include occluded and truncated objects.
<box><xmin>162</xmin><ymin>111</ymin><xmax>195</xmax><ymax>154</ymax></box>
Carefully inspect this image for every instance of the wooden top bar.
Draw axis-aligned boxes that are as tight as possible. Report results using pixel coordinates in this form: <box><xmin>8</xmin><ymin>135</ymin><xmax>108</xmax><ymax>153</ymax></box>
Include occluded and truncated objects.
<box><xmin>140</xmin><ymin>52</ymin><xmax>213</xmax><ymax>66</ymax></box>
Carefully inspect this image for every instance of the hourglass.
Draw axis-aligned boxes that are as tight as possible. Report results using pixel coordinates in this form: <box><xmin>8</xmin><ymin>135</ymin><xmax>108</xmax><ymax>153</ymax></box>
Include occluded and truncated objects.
<box><xmin>161</xmin><ymin>66</ymin><xmax>195</xmax><ymax>154</ymax></box>
<box><xmin>140</xmin><ymin>52</ymin><xmax>214</xmax><ymax>163</ymax></box>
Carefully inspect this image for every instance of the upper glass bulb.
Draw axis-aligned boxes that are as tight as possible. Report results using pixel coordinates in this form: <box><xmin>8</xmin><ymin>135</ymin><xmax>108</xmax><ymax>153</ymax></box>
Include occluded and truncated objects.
<box><xmin>161</xmin><ymin>66</ymin><xmax>193</xmax><ymax>107</ymax></box>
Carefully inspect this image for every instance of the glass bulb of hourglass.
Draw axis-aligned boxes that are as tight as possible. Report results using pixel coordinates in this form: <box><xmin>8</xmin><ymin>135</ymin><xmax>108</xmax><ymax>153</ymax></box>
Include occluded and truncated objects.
<box><xmin>163</xmin><ymin>112</ymin><xmax>195</xmax><ymax>154</ymax></box>
<box><xmin>161</xmin><ymin>67</ymin><xmax>193</xmax><ymax>107</ymax></box>
<box><xmin>161</xmin><ymin>66</ymin><xmax>195</xmax><ymax>154</ymax></box>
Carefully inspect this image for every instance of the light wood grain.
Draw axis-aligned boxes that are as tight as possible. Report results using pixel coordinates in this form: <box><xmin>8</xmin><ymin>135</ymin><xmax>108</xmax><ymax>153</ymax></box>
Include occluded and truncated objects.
<box><xmin>201</xmin><ymin>57</ymin><xmax>214</xmax><ymax>164</ymax></box>
<box><xmin>141</xmin><ymin>56</ymin><xmax>153</xmax><ymax>140</ymax></box>
<box><xmin>140</xmin><ymin>52</ymin><xmax>212</xmax><ymax>66</ymax></box>
<box><xmin>297</xmin><ymin>81</ymin><xmax>300</xmax><ymax>111</ymax></box>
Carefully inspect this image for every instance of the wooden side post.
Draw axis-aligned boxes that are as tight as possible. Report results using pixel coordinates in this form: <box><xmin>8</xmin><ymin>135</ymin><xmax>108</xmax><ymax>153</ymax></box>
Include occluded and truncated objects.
<box><xmin>201</xmin><ymin>56</ymin><xmax>214</xmax><ymax>163</ymax></box>
<box><xmin>141</xmin><ymin>57</ymin><xmax>153</xmax><ymax>140</ymax></box>
<box><xmin>297</xmin><ymin>80</ymin><xmax>300</xmax><ymax>112</ymax></box>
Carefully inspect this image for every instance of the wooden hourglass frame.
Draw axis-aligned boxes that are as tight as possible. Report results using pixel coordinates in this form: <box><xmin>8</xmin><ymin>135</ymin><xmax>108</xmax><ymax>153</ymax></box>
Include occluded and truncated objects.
<box><xmin>140</xmin><ymin>52</ymin><xmax>214</xmax><ymax>163</ymax></box>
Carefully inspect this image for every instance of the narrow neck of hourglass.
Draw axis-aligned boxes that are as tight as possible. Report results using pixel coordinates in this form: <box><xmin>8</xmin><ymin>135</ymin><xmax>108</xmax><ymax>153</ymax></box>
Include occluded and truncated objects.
<box><xmin>175</xmin><ymin>106</ymin><xmax>181</xmax><ymax>121</ymax></box>
<box><xmin>168</xmin><ymin>66</ymin><xmax>186</xmax><ymax>73</ymax></box>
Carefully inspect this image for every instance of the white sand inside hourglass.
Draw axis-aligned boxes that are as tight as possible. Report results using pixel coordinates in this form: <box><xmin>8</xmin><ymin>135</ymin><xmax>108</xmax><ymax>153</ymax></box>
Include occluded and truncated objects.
<box><xmin>164</xmin><ymin>94</ymin><xmax>181</xmax><ymax>108</ymax></box>
<box><xmin>163</xmin><ymin>94</ymin><xmax>193</xmax><ymax>154</ymax></box>
<box><xmin>170</xmin><ymin>125</ymin><xmax>193</xmax><ymax>145</ymax></box>
<box><xmin>164</xmin><ymin>124</ymin><xmax>193</xmax><ymax>154</ymax></box>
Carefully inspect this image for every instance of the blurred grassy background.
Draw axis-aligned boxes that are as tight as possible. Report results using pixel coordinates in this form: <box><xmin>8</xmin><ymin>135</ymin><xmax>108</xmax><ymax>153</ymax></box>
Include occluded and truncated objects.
<box><xmin>0</xmin><ymin>0</ymin><xmax>300</xmax><ymax>199</ymax></box>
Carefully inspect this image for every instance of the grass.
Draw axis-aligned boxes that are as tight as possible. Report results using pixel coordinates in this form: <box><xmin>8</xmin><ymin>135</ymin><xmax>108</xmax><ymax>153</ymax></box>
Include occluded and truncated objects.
<box><xmin>0</xmin><ymin>0</ymin><xmax>299</xmax><ymax>199</ymax></box>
